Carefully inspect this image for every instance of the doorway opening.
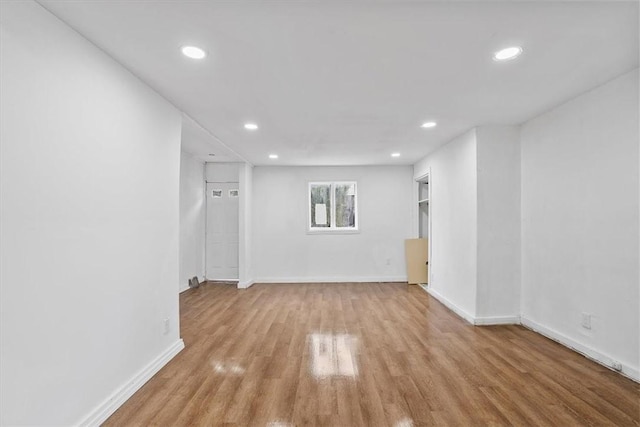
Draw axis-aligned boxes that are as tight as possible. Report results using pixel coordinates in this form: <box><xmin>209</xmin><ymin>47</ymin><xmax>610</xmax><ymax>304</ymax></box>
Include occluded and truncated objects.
<box><xmin>415</xmin><ymin>172</ymin><xmax>431</xmax><ymax>287</ymax></box>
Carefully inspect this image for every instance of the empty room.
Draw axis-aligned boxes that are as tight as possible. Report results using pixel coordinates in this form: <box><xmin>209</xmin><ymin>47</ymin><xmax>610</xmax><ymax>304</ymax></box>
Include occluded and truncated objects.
<box><xmin>1</xmin><ymin>0</ymin><xmax>638</xmax><ymax>426</ymax></box>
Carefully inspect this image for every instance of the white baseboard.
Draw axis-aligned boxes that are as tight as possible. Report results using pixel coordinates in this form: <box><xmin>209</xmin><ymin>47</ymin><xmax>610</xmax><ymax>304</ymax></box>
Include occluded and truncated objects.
<box><xmin>77</xmin><ymin>339</ymin><xmax>185</xmax><ymax>426</ymax></box>
<box><xmin>420</xmin><ymin>286</ymin><xmax>637</xmax><ymax>382</ymax></box>
<box><xmin>255</xmin><ymin>275</ymin><xmax>407</xmax><ymax>284</ymax></box>
<box><xmin>237</xmin><ymin>280</ymin><xmax>254</xmax><ymax>289</ymax></box>
<box><xmin>474</xmin><ymin>315</ymin><xmax>521</xmax><ymax>325</ymax></box>
<box><xmin>521</xmin><ymin>317</ymin><xmax>639</xmax><ymax>383</ymax></box>
<box><xmin>424</xmin><ymin>286</ymin><xmax>476</xmax><ymax>325</ymax></box>
<box><xmin>205</xmin><ymin>277</ymin><xmax>238</xmax><ymax>282</ymax></box>
<box><xmin>423</xmin><ymin>287</ymin><xmax>519</xmax><ymax>326</ymax></box>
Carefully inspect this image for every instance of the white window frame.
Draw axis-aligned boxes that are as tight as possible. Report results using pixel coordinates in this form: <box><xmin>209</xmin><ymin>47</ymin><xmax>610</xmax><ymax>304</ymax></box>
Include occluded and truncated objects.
<box><xmin>308</xmin><ymin>181</ymin><xmax>359</xmax><ymax>233</ymax></box>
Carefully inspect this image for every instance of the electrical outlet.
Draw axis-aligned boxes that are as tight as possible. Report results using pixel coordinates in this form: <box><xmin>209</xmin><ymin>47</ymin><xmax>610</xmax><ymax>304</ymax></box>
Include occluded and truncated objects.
<box><xmin>163</xmin><ymin>318</ymin><xmax>170</xmax><ymax>335</ymax></box>
<box><xmin>581</xmin><ymin>313</ymin><xmax>591</xmax><ymax>330</ymax></box>
<box><xmin>386</xmin><ymin>258</ymin><xmax>391</xmax><ymax>266</ymax></box>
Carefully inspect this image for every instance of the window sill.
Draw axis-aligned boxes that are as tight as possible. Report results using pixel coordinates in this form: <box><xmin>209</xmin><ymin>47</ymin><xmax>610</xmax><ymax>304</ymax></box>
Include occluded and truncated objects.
<box><xmin>307</xmin><ymin>228</ymin><xmax>360</xmax><ymax>235</ymax></box>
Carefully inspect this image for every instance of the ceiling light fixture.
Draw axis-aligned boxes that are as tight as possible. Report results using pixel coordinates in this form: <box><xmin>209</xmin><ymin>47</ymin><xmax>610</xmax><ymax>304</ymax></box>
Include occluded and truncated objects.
<box><xmin>269</xmin><ymin>154</ymin><xmax>278</xmax><ymax>159</ymax></box>
<box><xmin>244</xmin><ymin>123</ymin><xmax>259</xmax><ymax>130</ymax></box>
<box><xmin>391</xmin><ymin>153</ymin><xmax>401</xmax><ymax>157</ymax></box>
<box><xmin>421</xmin><ymin>121</ymin><xmax>437</xmax><ymax>129</ymax></box>
<box><xmin>493</xmin><ymin>46</ymin><xmax>523</xmax><ymax>61</ymax></box>
<box><xmin>181</xmin><ymin>45</ymin><xmax>207</xmax><ymax>59</ymax></box>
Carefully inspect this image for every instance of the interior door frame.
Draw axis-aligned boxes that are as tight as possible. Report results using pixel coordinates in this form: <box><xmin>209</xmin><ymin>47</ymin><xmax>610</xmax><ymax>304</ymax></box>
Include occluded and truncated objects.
<box><xmin>413</xmin><ymin>170</ymin><xmax>432</xmax><ymax>286</ymax></box>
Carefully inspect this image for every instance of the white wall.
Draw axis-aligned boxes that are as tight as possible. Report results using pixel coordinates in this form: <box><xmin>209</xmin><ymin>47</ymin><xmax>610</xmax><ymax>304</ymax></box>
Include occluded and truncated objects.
<box><xmin>252</xmin><ymin>166</ymin><xmax>413</xmax><ymax>282</ymax></box>
<box><xmin>475</xmin><ymin>126</ymin><xmax>521</xmax><ymax>320</ymax></box>
<box><xmin>0</xmin><ymin>2</ymin><xmax>183</xmax><ymax>425</ymax></box>
<box><xmin>179</xmin><ymin>151</ymin><xmax>206</xmax><ymax>292</ymax></box>
<box><xmin>206</xmin><ymin>162</ymin><xmax>240</xmax><ymax>183</ymax></box>
<box><xmin>238</xmin><ymin>163</ymin><xmax>254</xmax><ymax>288</ymax></box>
<box><xmin>521</xmin><ymin>69</ymin><xmax>639</xmax><ymax>379</ymax></box>
<box><xmin>414</xmin><ymin>130</ymin><xmax>478</xmax><ymax>318</ymax></box>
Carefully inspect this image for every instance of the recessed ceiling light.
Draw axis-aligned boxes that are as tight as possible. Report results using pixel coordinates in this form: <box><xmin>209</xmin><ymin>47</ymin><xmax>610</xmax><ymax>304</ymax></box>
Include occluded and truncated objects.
<box><xmin>244</xmin><ymin>123</ymin><xmax>259</xmax><ymax>130</ymax></box>
<box><xmin>269</xmin><ymin>154</ymin><xmax>278</xmax><ymax>159</ymax></box>
<box><xmin>391</xmin><ymin>153</ymin><xmax>401</xmax><ymax>157</ymax></box>
<box><xmin>181</xmin><ymin>46</ymin><xmax>207</xmax><ymax>59</ymax></box>
<box><xmin>421</xmin><ymin>121</ymin><xmax>437</xmax><ymax>129</ymax></box>
<box><xmin>493</xmin><ymin>46</ymin><xmax>523</xmax><ymax>61</ymax></box>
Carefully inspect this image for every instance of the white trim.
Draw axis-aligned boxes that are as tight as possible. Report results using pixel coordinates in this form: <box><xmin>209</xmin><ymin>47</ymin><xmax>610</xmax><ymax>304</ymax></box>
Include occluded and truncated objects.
<box><xmin>474</xmin><ymin>315</ymin><xmax>521</xmax><ymax>325</ymax></box>
<box><xmin>420</xmin><ymin>286</ymin><xmax>519</xmax><ymax>326</ymax></box>
<box><xmin>179</xmin><ymin>286</ymin><xmax>190</xmax><ymax>293</ymax></box>
<box><xmin>424</xmin><ymin>286</ymin><xmax>475</xmax><ymax>325</ymax></box>
<box><xmin>255</xmin><ymin>276</ymin><xmax>407</xmax><ymax>284</ymax></box>
<box><xmin>414</xmin><ymin>170</ymin><xmax>431</xmax><ymax>286</ymax></box>
<box><xmin>77</xmin><ymin>339</ymin><xmax>185</xmax><ymax>427</ymax></box>
<box><xmin>427</xmin><ymin>172</ymin><xmax>432</xmax><ymax>287</ymax></box>
<box><xmin>422</xmin><ymin>286</ymin><xmax>638</xmax><ymax>382</ymax></box>
<box><xmin>305</xmin><ymin>229</ymin><xmax>360</xmax><ymax>235</ymax></box>
<box><xmin>237</xmin><ymin>280</ymin><xmax>255</xmax><ymax>289</ymax></box>
<box><xmin>521</xmin><ymin>317</ymin><xmax>639</xmax><ymax>383</ymax></box>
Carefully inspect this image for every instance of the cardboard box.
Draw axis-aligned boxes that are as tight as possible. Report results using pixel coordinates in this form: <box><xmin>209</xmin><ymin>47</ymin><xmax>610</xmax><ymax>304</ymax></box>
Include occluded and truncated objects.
<box><xmin>405</xmin><ymin>238</ymin><xmax>428</xmax><ymax>284</ymax></box>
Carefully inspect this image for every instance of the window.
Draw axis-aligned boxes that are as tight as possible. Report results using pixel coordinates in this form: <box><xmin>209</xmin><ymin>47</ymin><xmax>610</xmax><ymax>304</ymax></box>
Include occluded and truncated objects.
<box><xmin>308</xmin><ymin>181</ymin><xmax>358</xmax><ymax>232</ymax></box>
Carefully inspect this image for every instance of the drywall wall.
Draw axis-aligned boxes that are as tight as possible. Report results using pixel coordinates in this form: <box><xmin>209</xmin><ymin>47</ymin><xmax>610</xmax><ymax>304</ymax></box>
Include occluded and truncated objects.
<box><xmin>521</xmin><ymin>69</ymin><xmax>639</xmax><ymax>379</ymax></box>
<box><xmin>414</xmin><ymin>130</ymin><xmax>478</xmax><ymax>318</ymax></box>
<box><xmin>475</xmin><ymin>126</ymin><xmax>521</xmax><ymax>320</ymax></box>
<box><xmin>203</xmin><ymin>161</ymin><xmax>252</xmax><ymax>288</ymax></box>
<box><xmin>179</xmin><ymin>150</ymin><xmax>206</xmax><ymax>292</ymax></box>
<box><xmin>206</xmin><ymin>162</ymin><xmax>240</xmax><ymax>183</ymax></box>
<box><xmin>252</xmin><ymin>166</ymin><xmax>413</xmax><ymax>282</ymax></box>
<box><xmin>238</xmin><ymin>163</ymin><xmax>254</xmax><ymax>288</ymax></box>
<box><xmin>0</xmin><ymin>2</ymin><xmax>183</xmax><ymax>425</ymax></box>
<box><xmin>413</xmin><ymin>127</ymin><xmax>520</xmax><ymax>324</ymax></box>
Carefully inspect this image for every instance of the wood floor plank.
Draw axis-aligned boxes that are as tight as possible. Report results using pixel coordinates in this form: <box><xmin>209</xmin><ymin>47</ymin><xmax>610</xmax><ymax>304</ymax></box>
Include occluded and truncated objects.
<box><xmin>104</xmin><ymin>283</ymin><xmax>640</xmax><ymax>426</ymax></box>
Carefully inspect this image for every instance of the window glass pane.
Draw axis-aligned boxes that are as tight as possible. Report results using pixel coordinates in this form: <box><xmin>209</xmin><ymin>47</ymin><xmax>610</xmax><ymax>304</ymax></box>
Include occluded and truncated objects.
<box><xmin>310</xmin><ymin>184</ymin><xmax>331</xmax><ymax>228</ymax></box>
<box><xmin>335</xmin><ymin>183</ymin><xmax>356</xmax><ymax>228</ymax></box>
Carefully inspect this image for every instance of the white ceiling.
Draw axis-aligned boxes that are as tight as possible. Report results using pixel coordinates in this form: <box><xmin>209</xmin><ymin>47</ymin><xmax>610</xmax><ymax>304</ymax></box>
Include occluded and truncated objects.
<box><xmin>181</xmin><ymin>115</ymin><xmax>244</xmax><ymax>163</ymax></box>
<box><xmin>39</xmin><ymin>0</ymin><xmax>638</xmax><ymax>166</ymax></box>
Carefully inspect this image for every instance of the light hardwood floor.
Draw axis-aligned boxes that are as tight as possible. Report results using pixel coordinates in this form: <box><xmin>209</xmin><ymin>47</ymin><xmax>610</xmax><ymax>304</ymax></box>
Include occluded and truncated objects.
<box><xmin>104</xmin><ymin>282</ymin><xmax>639</xmax><ymax>426</ymax></box>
